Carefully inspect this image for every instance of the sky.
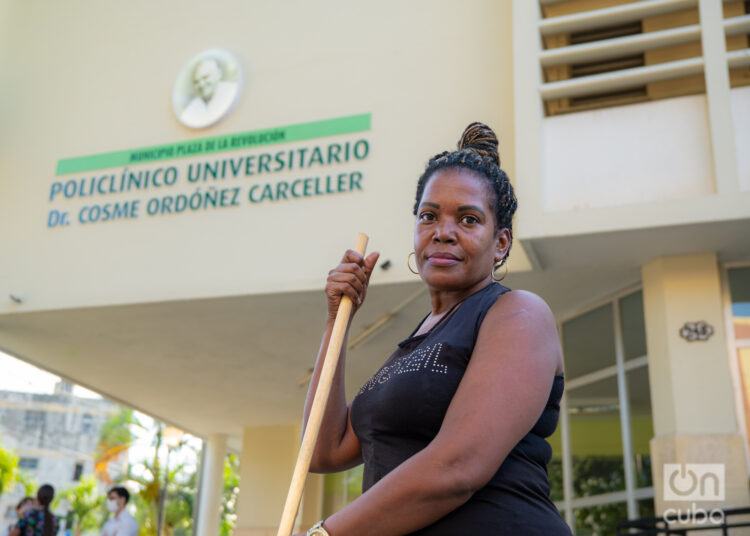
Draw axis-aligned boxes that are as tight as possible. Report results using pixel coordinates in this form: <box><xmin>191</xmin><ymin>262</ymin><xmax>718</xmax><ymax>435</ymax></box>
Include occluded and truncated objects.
<box><xmin>0</xmin><ymin>350</ymin><xmax>101</xmax><ymax>397</ymax></box>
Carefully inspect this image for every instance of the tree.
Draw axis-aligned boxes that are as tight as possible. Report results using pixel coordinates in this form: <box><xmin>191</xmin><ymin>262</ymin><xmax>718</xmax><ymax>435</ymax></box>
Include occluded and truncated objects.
<box><xmin>55</xmin><ymin>476</ymin><xmax>105</xmax><ymax>536</ymax></box>
<box><xmin>220</xmin><ymin>455</ymin><xmax>240</xmax><ymax>536</ymax></box>
<box><xmin>127</xmin><ymin>424</ymin><xmax>195</xmax><ymax>536</ymax></box>
<box><xmin>95</xmin><ymin>407</ymin><xmax>142</xmax><ymax>485</ymax></box>
<box><xmin>0</xmin><ymin>439</ymin><xmax>20</xmax><ymax>496</ymax></box>
<box><xmin>0</xmin><ymin>435</ymin><xmax>35</xmax><ymax>497</ymax></box>
<box><xmin>95</xmin><ymin>413</ymin><xmax>238</xmax><ymax>536</ymax></box>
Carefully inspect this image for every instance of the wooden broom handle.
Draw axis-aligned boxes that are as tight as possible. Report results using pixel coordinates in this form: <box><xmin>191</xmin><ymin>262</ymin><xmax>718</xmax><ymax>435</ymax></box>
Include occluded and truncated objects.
<box><xmin>276</xmin><ymin>232</ymin><xmax>369</xmax><ymax>536</ymax></box>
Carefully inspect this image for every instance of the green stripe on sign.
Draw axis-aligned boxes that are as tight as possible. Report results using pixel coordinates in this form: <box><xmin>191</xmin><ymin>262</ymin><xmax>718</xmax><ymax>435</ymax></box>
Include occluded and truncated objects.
<box><xmin>56</xmin><ymin>113</ymin><xmax>371</xmax><ymax>175</ymax></box>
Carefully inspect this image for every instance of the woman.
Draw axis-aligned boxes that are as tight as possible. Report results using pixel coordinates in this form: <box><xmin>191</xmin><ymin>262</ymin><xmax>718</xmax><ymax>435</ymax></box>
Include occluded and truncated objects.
<box><xmin>297</xmin><ymin>123</ymin><xmax>571</xmax><ymax>535</ymax></box>
<box><xmin>6</xmin><ymin>498</ymin><xmax>33</xmax><ymax>536</ymax></box>
<box><xmin>10</xmin><ymin>485</ymin><xmax>59</xmax><ymax>536</ymax></box>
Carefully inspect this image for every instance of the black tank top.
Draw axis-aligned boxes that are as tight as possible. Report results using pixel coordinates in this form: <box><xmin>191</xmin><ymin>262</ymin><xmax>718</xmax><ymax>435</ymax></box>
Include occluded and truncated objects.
<box><xmin>350</xmin><ymin>283</ymin><xmax>571</xmax><ymax>535</ymax></box>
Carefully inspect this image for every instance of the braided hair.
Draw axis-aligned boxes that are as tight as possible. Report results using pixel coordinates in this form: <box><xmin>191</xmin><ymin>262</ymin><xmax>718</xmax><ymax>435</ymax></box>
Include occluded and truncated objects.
<box><xmin>413</xmin><ymin>122</ymin><xmax>517</xmax><ymax>261</ymax></box>
<box><xmin>36</xmin><ymin>484</ymin><xmax>54</xmax><ymax>536</ymax></box>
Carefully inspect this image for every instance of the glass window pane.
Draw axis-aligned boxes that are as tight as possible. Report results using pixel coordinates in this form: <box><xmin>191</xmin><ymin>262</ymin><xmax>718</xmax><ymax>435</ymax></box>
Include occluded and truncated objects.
<box><xmin>637</xmin><ymin>498</ymin><xmax>655</xmax><ymax>519</ymax></box>
<box><xmin>568</xmin><ymin>376</ymin><xmax>625</xmax><ymax>498</ymax></box>
<box><xmin>574</xmin><ymin>502</ymin><xmax>627</xmax><ymax>536</ymax></box>
<box><xmin>322</xmin><ymin>471</ymin><xmax>347</xmax><ymax>516</ymax></box>
<box><xmin>323</xmin><ymin>466</ymin><xmax>365</xmax><ymax>517</ymax></box>
<box><xmin>547</xmin><ymin>424</ymin><xmax>563</xmax><ymax>502</ymax></box>
<box><xmin>728</xmin><ymin>267</ymin><xmax>750</xmax><ymax>340</ymax></box>
<box><xmin>627</xmin><ymin>365</ymin><xmax>654</xmax><ymax>488</ymax></box>
<box><xmin>728</xmin><ymin>267</ymin><xmax>750</xmax><ymax>454</ymax></box>
<box><xmin>346</xmin><ymin>465</ymin><xmax>363</xmax><ymax>502</ymax></box>
<box><xmin>619</xmin><ymin>291</ymin><xmax>647</xmax><ymax>361</ymax></box>
<box><xmin>563</xmin><ymin>303</ymin><xmax>616</xmax><ymax>379</ymax></box>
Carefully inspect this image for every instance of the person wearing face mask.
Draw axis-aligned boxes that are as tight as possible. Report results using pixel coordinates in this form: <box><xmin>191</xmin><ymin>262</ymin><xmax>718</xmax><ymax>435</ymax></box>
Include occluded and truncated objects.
<box><xmin>101</xmin><ymin>488</ymin><xmax>137</xmax><ymax>536</ymax></box>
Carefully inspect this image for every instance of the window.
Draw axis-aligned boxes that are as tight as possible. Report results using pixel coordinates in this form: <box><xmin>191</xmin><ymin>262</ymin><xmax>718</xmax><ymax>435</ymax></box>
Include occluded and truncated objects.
<box><xmin>73</xmin><ymin>462</ymin><xmax>84</xmax><ymax>481</ymax></box>
<box><xmin>727</xmin><ymin>266</ymin><xmax>750</xmax><ymax>453</ymax></box>
<box><xmin>538</xmin><ymin>0</ymin><xmax>750</xmax><ymax>116</ymax></box>
<box><xmin>19</xmin><ymin>458</ymin><xmax>39</xmax><ymax>469</ymax></box>
<box><xmin>81</xmin><ymin>413</ymin><xmax>93</xmax><ymax>434</ymax></box>
<box><xmin>555</xmin><ymin>289</ymin><xmax>653</xmax><ymax>534</ymax></box>
<box><xmin>24</xmin><ymin>411</ymin><xmax>44</xmax><ymax>431</ymax></box>
<box><xmin>323</xmin><ymin>465</ymin><xmax>363</xmax><ymax>518</ymax></box>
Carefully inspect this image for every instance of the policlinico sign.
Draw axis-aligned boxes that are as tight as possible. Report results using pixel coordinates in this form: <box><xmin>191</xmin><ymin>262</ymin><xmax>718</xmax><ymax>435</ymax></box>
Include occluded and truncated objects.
<box><xmin>49</xmin><ymin>113</ymin><xmax>371</xmax><ymax>228</ymax></box>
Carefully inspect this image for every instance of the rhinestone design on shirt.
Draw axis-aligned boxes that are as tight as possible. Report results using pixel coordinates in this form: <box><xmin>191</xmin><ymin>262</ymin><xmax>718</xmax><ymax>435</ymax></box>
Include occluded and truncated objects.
<box><xmin>358</xmin><ymin>342</ymin><xmax>447</xmax><ymax>394</ymax></box>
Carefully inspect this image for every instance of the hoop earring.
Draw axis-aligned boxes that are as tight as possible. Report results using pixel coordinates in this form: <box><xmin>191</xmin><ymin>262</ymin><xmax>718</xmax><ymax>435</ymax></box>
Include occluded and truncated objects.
<box><xmin>492</xmin><ymin>260</ymin><xmax>508</xmax><ymax>282</ymax></box>
<box><xmin>407</xmin><ymin>252</ymin><xmax>419</xmax><ymax>275</ymax></box>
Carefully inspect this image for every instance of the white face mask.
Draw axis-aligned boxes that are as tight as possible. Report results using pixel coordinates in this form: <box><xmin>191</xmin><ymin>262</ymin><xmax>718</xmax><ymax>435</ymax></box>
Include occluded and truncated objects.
<box><xmin>106</xmin><ymin>499</ymin><xmax>119</xmax><ymax>513</ymax></box>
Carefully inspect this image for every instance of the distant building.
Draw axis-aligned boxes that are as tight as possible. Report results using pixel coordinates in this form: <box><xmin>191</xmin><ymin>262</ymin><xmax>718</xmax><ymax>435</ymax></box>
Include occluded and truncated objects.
<box><xmin>0</xmin><ymin>382</ymin><xmax>122</xmax><ymax>534</ymax></box>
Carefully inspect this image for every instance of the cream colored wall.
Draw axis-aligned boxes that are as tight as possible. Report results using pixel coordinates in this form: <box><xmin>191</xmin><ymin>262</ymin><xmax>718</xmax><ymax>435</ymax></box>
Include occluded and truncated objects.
<box><xmin>512</xmin><ymin>0</ymin><xmax>750</xmax><ymax>241</ymax></box>
<box><xmin>542</xmin><ymin>94</ymin><xmax>714</xmax><ymax>212</ymax></box>
<box><xmin>642</xmin><ymin>253</ymin><xmax>738</xmax><ymax>437</ymax></box>
<box><xmin>643</xmin><ymin>253</ymin><xmax>750</xmax><ymax>513</ymax></box>
<box><xmin>0</xmin><ymin>0</ymin><xmax>517</xmax><ymax>314</ymax></box>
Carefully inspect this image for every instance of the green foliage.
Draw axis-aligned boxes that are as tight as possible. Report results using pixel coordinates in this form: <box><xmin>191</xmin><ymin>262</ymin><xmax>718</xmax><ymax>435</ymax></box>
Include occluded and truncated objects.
<box><xmin>127</xmin><ymin>424</ymin><xmax>195</xmax><ymax>536</ymax></box>
<box><xmin>16</xmin><ymin>470</ymin><xmax>38</xmax><ymax>496</ymax></box>
<box><xmin>549</xmin><ymin>455</ymin><xmax>655</xmax><ymax>535</ymax></box>
<box><xmin>96</xmin><ymin>407</ymin><xmax>143</xmax><ymax>484</ymax></box>
<box><xmin>548</xmin><ymin>457</ymin><xmax>563</xmax><ymax>502</ymax></box>
<box><xmin>0</xmin><ymin>435</ymin><xmax>34</xmax><ymax>497</ymax></box>
<box><xmin>570</xmin><ymin>456</ymin><xmax>639</xmax><ymax>536</ymax></box>
<box><xmin>0</xmin><ymin>442</ymin><xmax>20</xmax><ymax>496</ymax></box>
<box><xmin>55</xmin><ymin>476</ymin><xmax>105</xmax><ymax>534</ymax></box>
<box><xmin>220</xmin><ymin>455</ymin><xmax>240</xmax><ymax>536</ymax></box>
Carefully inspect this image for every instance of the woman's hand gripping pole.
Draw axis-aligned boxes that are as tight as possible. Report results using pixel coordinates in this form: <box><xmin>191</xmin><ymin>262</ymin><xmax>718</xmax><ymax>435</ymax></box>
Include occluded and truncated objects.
<box><xmin>276</xmin><ymin>232</ymin><xmax>369</xmax><ymax>536</ymax></box>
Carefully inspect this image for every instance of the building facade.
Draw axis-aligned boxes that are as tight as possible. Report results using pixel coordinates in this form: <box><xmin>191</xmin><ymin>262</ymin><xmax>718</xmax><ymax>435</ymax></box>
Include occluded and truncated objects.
<box><xmin>0</xmin><ymin>383</ymin><xmax>120</xmax><ymax>533</ymax></box>
<box><xmin>1</xmin><ymin>0</ymin><xmax>749</xmax><ymax>534</ymax></box>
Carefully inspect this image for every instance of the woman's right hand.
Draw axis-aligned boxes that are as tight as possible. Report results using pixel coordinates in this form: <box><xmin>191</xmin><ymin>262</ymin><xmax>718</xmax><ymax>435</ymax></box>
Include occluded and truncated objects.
<box><xmin>326</xmin><ymin>249</ymin><xmax>380</xmax><ymax>319</ymax></box>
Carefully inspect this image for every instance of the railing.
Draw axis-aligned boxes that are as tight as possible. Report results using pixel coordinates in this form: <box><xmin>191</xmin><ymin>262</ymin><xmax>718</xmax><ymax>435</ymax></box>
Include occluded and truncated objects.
<box><xmin>538</xmin><ymin>0</ymin><xmax>750</xmax><ymax>108</ymax></box>
<box><xmin>616</xmin><ymin>506</ymin><xmax>750</xmax><ymax>535</ymax></box>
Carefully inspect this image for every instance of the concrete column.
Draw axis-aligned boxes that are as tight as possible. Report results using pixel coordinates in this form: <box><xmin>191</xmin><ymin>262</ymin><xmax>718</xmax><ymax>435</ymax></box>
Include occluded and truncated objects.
<box><xmin>235</xmin><ymin>425</ymin><xmax>300</xmax><ymax>536</ymax></box>
<box><xmin>195</xmin><ymin>434</ymin><xmax>227</xmax><ymax>536</ymax></box>
<box><xmin>299</xmin><ymin>473</ymin><xmax>324</xmax><ymax>529</ymax></box>
<box><xmin>642</xmin><ymin>253</ymin><xmax>750</xmax><ymax>517</ymax></box>
<box><xmin>698</xmin><ymin>0</ymin><xmax>740</xmax><ymax>194</ymax></box>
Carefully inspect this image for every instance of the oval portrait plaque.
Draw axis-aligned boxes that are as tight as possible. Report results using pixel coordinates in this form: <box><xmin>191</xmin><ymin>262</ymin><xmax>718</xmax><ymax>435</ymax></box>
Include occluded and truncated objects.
<box><xmin>172</xmin><ymin>48</ymin><xmax>242</xmax><ymax>129</ymax></box>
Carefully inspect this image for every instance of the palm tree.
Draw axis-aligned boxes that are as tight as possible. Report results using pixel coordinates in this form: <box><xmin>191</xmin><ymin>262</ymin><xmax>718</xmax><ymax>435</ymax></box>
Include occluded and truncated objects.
<box><xmin>94</xmin><ymin>408</ymin><xmax>142</xmax><ymax>485</ymax></box>
<box><xmin>127</xmin><ymin>424</ymin><xmax>194</xmax><ymax>536</ymax></box>
<box><xmin>55</xmin><ymin>476</ymin><xmax>104</xmax><ymax>536</ymax></box>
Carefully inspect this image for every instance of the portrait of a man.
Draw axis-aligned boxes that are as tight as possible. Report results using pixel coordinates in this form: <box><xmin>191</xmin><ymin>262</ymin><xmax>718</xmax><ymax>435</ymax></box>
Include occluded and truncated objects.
<box><xmin>173</xmin><ymin>49</ymin><xmax>241</xmax><ymax>129</ymax></box>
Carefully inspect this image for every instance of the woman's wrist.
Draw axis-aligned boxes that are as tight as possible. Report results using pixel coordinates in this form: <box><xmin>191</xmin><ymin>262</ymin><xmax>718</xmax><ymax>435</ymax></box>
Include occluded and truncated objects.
<box><xmin>306</xmin><ymin>519</ymin><xmax>330</xmax><ymax>535</ymax></box>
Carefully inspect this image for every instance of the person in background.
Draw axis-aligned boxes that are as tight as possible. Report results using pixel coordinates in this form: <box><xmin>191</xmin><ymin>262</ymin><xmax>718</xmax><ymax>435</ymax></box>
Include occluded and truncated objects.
<box><xmin>15</xmin><ymin>499</ymin><xmax>34</xmax><ymax>520</ymax></box>
<box><xmin>101</xmin><ymin>487</ymin><xmax>137</xmax><ymax>536</ymax></box>
<box><xmin>5</xmin><ymin>498</ymin><xmax>33</xmax><ymax>536</ymax></box>
<box><xmin>10</xmin><ymin>485</ymin><xmax>58</xmax><ymax>536</ymax></box>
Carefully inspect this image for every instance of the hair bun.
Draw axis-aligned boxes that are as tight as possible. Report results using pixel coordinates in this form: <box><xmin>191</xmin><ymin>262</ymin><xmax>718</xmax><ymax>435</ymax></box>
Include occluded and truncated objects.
<box><xmin>457</xmin><ymin>122</ymin><xmax>500</xmax><ymax>166</ymax></box>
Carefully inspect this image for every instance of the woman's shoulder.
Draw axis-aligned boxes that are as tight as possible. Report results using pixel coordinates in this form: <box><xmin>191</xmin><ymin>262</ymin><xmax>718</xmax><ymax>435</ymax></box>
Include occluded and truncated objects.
<box><xmin>482</xmin><ymin>288</ymin><xmax>563</xmax><ymax>373</ymax></box>
<box><xmin>489</xmin><ymin>288</ymin><xmax>554</xmax><ymax>321</ymax></box>
<box><xmin>480</xmin><ymin>288</ymin><xmax>558</xmax><ymax>345</ymax></box>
